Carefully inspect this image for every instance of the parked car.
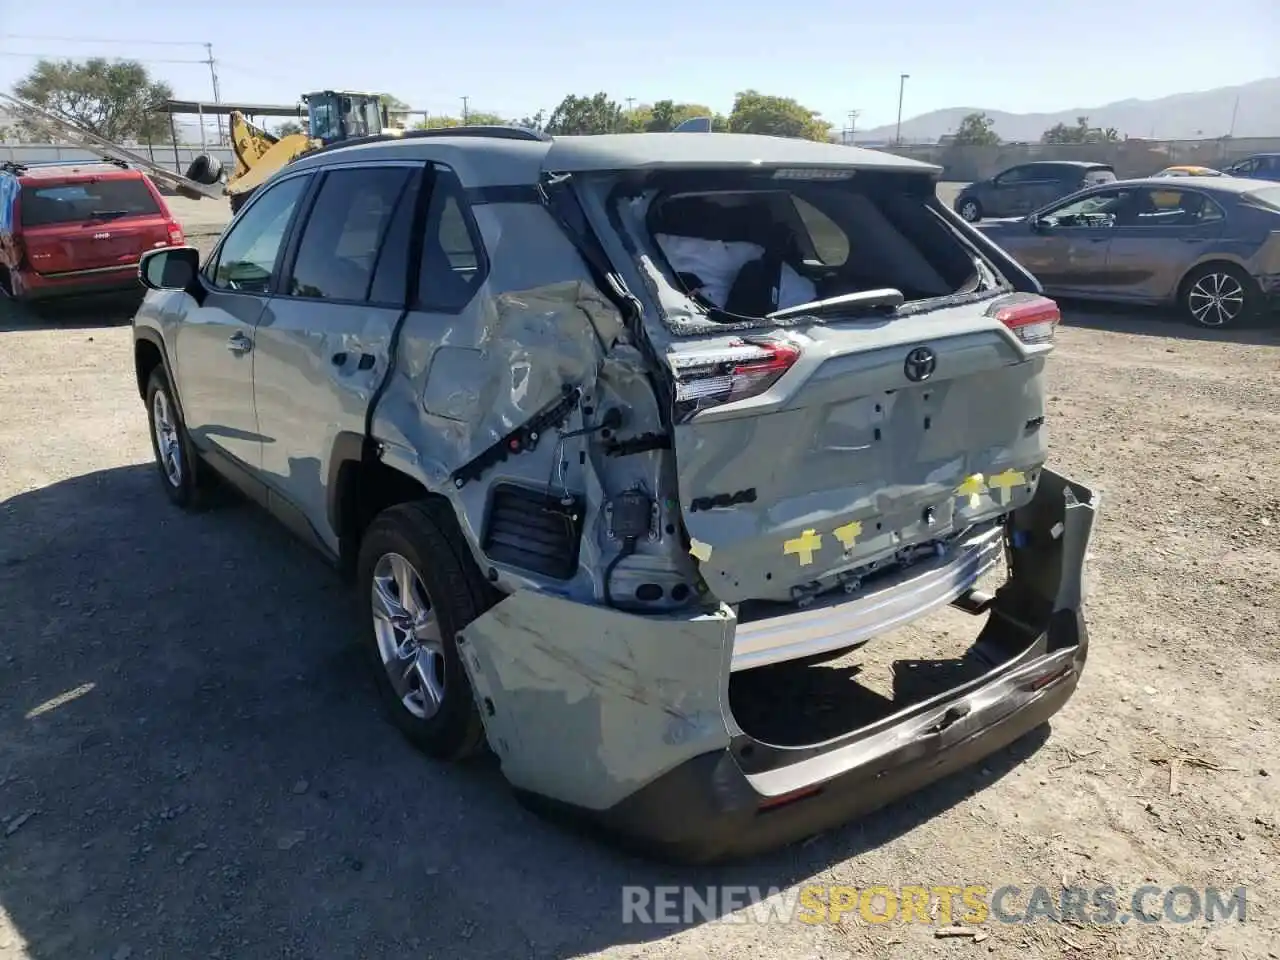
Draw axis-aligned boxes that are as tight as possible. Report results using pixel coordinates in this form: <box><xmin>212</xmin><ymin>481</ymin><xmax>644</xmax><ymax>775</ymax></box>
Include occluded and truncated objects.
<box><xmin>979</xmin><ymin>176</ymin><xmax>1280</xmax><ymax>328</ymax></box>
<box><xmin>1153</xmin><ymin>165</ymin><xmax>1222</xmax><ymax>178</ymax></box>
<box><xmin>0</xmin><ymin>159</ymin><xmax>185</xmax><ymax>304</ymax></box>
<box><xmin>1221</xmin><ymin>153</ymin><xmax>1280</xmax><ymax>182</ymax></box>
<box><xmin>954</xmin><ymin>161</ymin><xmax>1117</xmax><ymax>222</ymax></box>
<box><xmin>131</xmin><ymin>129</ymin><xmax>1097</xmax><ymax>863</ymax></box>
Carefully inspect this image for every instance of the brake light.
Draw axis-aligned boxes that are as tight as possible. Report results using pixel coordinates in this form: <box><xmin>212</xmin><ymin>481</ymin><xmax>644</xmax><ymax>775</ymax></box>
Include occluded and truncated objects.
<box><xmin>166</xmin><ymin>221</ymin><xmax>184</xmax><ymax>245</ymax></box>
<box><xmin>670</xmin><ymin>338</ymin><xmax>801</xmax><ymax>414</ymax></box>
<box><xmin>990</xmin><ymin>295</ymin><xmax>1059</xmax><ymax>345</ymax></box>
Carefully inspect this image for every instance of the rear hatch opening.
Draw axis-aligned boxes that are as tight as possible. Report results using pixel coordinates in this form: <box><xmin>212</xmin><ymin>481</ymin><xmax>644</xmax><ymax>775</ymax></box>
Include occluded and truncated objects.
<box><xmin>610</xmin><ymin>167</ymin><xmax>1013</xmax><ymax>338</ymax></box>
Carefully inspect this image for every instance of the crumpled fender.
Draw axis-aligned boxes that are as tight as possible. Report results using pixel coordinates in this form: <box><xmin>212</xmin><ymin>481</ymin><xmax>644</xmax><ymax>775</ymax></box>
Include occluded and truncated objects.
<box><xmin>456</xmin><ymin>592</ymin><xmax>736</xmax><ymax>810</ymax></box>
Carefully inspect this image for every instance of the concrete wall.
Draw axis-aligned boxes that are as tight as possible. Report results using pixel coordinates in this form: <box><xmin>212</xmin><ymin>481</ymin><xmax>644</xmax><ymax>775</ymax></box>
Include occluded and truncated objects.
<box><xmin>885</xmin><ymin>137</ymin><xmax>1280</xmax><ymax>182</ymax></box>
<box><xmin>1</xmin><ymin>142</ymin><xmax>235</xmax><ymax>177</ymax></box>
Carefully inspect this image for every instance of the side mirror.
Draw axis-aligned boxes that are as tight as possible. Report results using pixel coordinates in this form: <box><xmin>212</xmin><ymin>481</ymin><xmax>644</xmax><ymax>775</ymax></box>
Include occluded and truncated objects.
<box><xmin>139</xmin><ymin>246</ymin><xmax>200</xmax><ymax>292</ymax></box>
<box><xmin>1029</xmin><ymin>216</ymin><xmax>1049</xmax><ymax>233</ymax></box>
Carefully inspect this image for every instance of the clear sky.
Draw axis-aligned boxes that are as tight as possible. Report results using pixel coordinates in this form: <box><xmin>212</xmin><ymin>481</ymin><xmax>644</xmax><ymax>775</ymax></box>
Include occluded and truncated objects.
<box><xmin>1</xmin><ymin>0</ymin><xmax>1277</xmax><ymax>131</ymax></box>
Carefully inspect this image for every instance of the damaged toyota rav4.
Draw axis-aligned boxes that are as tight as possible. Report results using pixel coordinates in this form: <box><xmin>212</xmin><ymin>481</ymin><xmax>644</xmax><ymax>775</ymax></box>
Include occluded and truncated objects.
<box><xmin>132</xmin><ymin>128</ymin><xmax>1097</xmax><ymax>864</ymax></box>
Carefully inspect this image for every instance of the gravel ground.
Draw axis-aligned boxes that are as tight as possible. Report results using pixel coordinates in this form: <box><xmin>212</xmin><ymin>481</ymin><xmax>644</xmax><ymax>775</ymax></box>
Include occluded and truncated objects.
<box><xmin>1</xmin><ymin>196</ymin><xmax>1279</xmax><ymax>960</ymax></box>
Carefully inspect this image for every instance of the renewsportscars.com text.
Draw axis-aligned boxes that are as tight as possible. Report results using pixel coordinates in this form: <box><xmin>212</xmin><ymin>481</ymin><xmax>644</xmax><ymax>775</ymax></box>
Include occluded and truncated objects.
<box><xmin>621</xmin><ymin>884</ymin><xmax>1248</xmax><ymax>926</ymax></box>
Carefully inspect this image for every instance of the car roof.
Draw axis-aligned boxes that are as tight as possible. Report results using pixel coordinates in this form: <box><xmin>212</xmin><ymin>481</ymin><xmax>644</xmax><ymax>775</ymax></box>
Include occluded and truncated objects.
<box><xmin>1099</xmin><ymin>175</ymin><xmax>1267</xmax><ymax>193</ymax></box>
<box><xmin>290</xmin><ymin>129</ymin><xmax>943</xmax><ymax>185</ymax></box>
<box><xmin>1018</xmin><ymin>160</ymin><xmax>1113</xmax><ymax>169</ymax></box>
<box><xmin>5</xmin><ymin>160</ymin><xmax>144</xmax><ymax>183</ymax></box>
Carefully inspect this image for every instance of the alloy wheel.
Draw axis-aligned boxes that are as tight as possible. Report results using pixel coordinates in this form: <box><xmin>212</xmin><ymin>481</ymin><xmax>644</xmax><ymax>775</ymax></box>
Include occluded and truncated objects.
<box><xmin>370</xmin><ymin>552</ymin><xmax>447</xmax><ymax>719</ymax></box>
<box><xmin>152</xmin><ymin>389</ymin><xmax>183</xmax><ymax>487</ymax></box>
<box><xmin>1188</xmin><ymin>272</ymin><xmax>1245</xmax><ymax>327</ymax></box>
<box><xmin>960</xmin><ymin>200</ymin><xmax>979</xmax><ymax>222</ymax></box>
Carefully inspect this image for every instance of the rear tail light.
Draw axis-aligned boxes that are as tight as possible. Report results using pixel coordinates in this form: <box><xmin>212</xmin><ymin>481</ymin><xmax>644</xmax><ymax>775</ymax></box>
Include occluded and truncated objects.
<box><xmin>990</xmin><ymin>295</ymin><xmax>1059</xmax><ymax>346</ymax></box>
<box><xmin>670</xmin><ymin>338</ymin><xmax>800</xmax><ymax>415</ymax></box>
<box><xmin>166</xmin><ymin>221</ymin><xmax>184</xmax><ymax>245</ymax></box>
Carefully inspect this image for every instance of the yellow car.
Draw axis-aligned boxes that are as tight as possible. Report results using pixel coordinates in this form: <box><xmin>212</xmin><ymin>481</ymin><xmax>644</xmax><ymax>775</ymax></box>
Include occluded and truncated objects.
<box><xmin>1153</xmin><ymin>165</ymin><xmax>1223</xmax><ymax>178</ymax></box>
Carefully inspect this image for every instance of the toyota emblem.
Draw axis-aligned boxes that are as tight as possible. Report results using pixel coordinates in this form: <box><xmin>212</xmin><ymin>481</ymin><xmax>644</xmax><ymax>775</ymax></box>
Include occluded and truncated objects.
<box><xmin>904</xmin><ymin>347</ymin><xmax>937</xmax><ymax>382</ymax></box>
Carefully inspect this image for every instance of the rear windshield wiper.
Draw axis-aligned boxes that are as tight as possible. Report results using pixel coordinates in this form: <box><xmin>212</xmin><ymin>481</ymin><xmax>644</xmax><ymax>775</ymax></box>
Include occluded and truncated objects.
<box><xmin>89</xmin><ymin>209</ymin><xmax>131</xmax><ymax>219</ymax></box>
<box><xmin>766</xmin><ymin>288</ymin><xmax>904</xmax><ymax>321</ymax></box>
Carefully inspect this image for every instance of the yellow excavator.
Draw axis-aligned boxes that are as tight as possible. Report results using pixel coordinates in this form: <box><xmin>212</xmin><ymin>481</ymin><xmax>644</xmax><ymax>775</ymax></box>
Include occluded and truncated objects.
<box><xmin>186</xmin><ymin>90</ymin><xmax>406</xmax><ymax>213</ymax></box>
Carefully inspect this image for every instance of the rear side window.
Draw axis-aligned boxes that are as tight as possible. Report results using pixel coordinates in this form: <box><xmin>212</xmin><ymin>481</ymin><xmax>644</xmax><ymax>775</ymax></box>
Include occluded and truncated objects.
<box><xmin>20</xmin><ymin>178</ymin><xmax>160</xmax><ymax>226</ymax></box>
<box><xmin>417</xmin><ymin>167</ymin><xmax>484</xmax><ymax>311</ymax></box>
<box><xmin>1084</xmin><ymin>168</ymin><xmax>1117</xmax><ymax>186</ymax></box>
<box><xmin>792</xmin><ymin>197</ymin><xmax>849</xmax><ymax>266</ymax></box>
<box><xmin>287</xmin><ymin>166</ymin><xmax>415</xmax><ymax>303</ymax></box>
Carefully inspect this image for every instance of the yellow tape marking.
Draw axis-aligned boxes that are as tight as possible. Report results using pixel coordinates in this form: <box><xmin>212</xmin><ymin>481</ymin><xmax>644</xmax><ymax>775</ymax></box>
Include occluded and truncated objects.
<box><xmin>832</xmin><ymin>520</ymin><xmax>863</xmax><ymax>551</ymax></box>
<box><xmin>955</xmin><ymin>473</ymin><xmax>986</xmax><ymax>510</ymax></box>
<box><xmin>988</xmin><ymin>468</ymin><xmax>1027</xmax><ymax>504</ymax></box>
<box><xmin>689</xmin><ymin>539</ymin><xmax>713</xmax><ymax>562</ymax></box>
<box><xmin>784</xmin><ymin>529</ymin><xmax>823</xmax><ymax>567</ymax></box>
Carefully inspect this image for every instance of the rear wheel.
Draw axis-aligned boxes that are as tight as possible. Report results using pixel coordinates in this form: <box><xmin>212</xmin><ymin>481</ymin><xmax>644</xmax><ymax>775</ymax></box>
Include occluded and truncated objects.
<box><xmin>957</xmin><ymin>197</ymin><xmax>982</xmax><ymax>222</ymax></box>
<box><xmin>357</xmin><ymin>501</ymin><xmax>491</xmax><ymax>761</ymax></box>
<box><xmin>1180</xmin><ymin>263</ymin><xmax>1259</xmax><ymax>329</ymax></box>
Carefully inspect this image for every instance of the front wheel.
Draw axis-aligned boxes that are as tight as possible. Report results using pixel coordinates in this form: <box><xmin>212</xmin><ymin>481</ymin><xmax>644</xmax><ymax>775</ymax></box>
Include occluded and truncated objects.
<box><xmin>956</xmin><ymin>197</ymin><xmax>983</xmax><ymax>222</ymax></box>
<box><xmin>1180</xmin><ymin>263</ymin><xmax>1259</xmax><ymax>329</ymax></box>
<box><xmin>144</xmin><ymin>366</ymin><xmax>206</xmax><ymax>508</ymax></box>
<box><xmin>357</xmin><ymin>501</ymin><xmax>491</xmax><ymax>761</ymax></box>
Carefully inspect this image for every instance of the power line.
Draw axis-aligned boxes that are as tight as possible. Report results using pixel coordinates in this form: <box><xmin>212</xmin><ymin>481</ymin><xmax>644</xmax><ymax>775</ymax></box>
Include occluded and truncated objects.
<box><xmin>0</xmin><ymin>50</ymin><xmax>209</xmax><ymax>64</ymax></box>
<box><xmin>0</xmin><ymin>34</ymin><xmax>207</xmax><ymax>47</ymax></box>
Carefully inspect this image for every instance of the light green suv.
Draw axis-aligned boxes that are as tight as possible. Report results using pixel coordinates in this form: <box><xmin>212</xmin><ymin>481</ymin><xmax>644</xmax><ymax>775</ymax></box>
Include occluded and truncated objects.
<box><xmin>132</xmin><ymin>127</ymin><xmax>1097</xmax><ymax>863</ymax></box>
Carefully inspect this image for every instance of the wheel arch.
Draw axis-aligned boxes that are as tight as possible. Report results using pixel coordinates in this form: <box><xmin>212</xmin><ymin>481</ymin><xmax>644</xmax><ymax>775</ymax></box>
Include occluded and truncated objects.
<box><xmin>1174</xmin><ymin>256</ymin><xmax>1256</xmax><ymax>303</ymax></box>
<box><xmin>327</xmin><ymin>433</ymin><xmax>459</xmax><ymax>580</ymax></box>
<box><xmin>133</xmin><ymin>328</ymin><xmax>188</xmax><ymax>423</ymax></box>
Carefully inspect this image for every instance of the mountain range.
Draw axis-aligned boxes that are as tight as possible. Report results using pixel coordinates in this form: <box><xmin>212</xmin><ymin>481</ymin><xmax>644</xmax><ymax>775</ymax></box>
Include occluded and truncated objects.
<box><xmin>854</xmin><ymin>77</ymin><xmax>1280</xmax><ymax>143</ymax></box>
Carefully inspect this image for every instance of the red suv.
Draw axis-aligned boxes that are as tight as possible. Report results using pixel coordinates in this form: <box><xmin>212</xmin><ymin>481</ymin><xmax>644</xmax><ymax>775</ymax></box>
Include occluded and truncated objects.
<box><xmin>0</xmin><ymin>159</ymin><xmax>185</xmax><ymax>304</ymax></box>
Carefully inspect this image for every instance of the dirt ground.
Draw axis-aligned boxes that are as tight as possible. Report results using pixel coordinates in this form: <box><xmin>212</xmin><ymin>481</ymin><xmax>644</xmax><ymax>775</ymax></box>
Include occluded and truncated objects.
<box><xmin>1</xmin><ymin>195</ymin><xmax>1279</xmax><ymax>960</ymax></box>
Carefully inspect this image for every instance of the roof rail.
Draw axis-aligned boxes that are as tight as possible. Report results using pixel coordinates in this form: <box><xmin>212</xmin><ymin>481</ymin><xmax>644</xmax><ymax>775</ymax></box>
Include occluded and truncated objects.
<box><xmin>304</xmin><ymin>124</ymin><xmax>551</xmax><ymax>160</ymax></box>
<box><xmin>1</xmin><ymin>157</ymin><xmax>130</xmax><ymax>175</ymax></box>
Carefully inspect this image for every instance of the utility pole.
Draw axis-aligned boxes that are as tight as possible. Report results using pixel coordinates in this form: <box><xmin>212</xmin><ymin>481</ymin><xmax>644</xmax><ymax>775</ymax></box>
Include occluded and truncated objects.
<box><xmin>895</xmin><ymin>74</ymin><xmax>909</xmax><ymax>145</ymax></box>
<box><xmin>461</xmin><ymin>96</ymin><xmax>470</xmax><ymax>125</ymax></box>
<box><xmin>846</xmin><ymin>109</ymin><xmax>860</xmax><ymax>145</ymax></box>
<box><xmin>626</xmin><ymin>97</ymin><xmax>636</xmax><ymax>112</ymax></box>
<box><xmin>203</xmin><ymin>42</ymin><xmax>225</xmax><ymax>145</ymax></box>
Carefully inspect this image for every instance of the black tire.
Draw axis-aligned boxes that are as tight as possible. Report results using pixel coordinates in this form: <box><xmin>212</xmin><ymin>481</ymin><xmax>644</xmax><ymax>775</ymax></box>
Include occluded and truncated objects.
<box><xmin>144</xmin><ymin>365</ymin><xmax>206</xmax><ymax>509</ymax></box>
<box><xmin>956</xmin><ymin>196</ymin><xmax>983</xmax><ymax>222</ymax></box>
<box><xmin>1179</xmin><ymin>262</ymin><xmax>1260</xmax><ymax>329</ymax></box>
<box><xmin>228</xmin><ymin>188</ymin><xmax>256</xmax><ymax>216</ymax></box>
<box><xmin>356</xmin><ymin>500</ymin><xmax>492</xmax><ymax>761</ymax></box>
<box><xmin>184</xmin><ymin>153</ymin><xmax>223</xmax><ymax>185</ymax></box>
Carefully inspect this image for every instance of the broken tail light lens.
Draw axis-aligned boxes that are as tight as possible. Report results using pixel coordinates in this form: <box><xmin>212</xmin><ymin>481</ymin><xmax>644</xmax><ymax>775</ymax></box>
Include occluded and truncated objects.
<box><xmin>989</xmin><ymin>295</ymin><xmax>1059</xmax><ymax>346</ymax></box>
<box><xmin>671</xmin><ymin>339</ymin><xmax>801</xmax><ymax>414</ymax></box>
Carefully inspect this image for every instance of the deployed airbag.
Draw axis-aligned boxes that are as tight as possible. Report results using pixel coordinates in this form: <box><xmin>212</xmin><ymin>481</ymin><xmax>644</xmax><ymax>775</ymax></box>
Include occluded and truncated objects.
<box><xmin>653</xmin><ymin>232</ymin><xmax>816</xmax><ymax>313</ymax></box>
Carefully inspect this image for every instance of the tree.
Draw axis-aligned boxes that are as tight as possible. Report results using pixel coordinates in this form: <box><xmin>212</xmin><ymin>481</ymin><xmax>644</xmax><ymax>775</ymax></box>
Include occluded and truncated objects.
<box><xmin>545</xmin><ymin>93</ymin><xmax>623</xmax><ymax>135</ymax></box>
<box><xmin>727</xmin><ymin>90</ymin><xmax>831</xmax><ymax>141</ymax></box>
<box><xmin>412</xmin><ymin>110</ymin><xmax>506</xmax><ymax>130</ymax></box>
<box><xmin>952</xmin><ymin>111</ymin><xmax>1000</xmax><ymax>146</ymax></box>
<box><xmin>1041</xmin><ymin>115</ymin><xmax>1120</xmax><ymax>144</ymax></box>
<box><xmin>514</xmin><ymin>110</ymin><xmax>546</xmax><ymax>133</ymax></box>
<box><xmin>274</xmin><ymin>120</ymin><xmax>304</xmax><ymax>137</ymax></box>
<box><xmin>13</xmin><ymin>58</ymin><xmax>173</xmax><ymax>142</ymax></box>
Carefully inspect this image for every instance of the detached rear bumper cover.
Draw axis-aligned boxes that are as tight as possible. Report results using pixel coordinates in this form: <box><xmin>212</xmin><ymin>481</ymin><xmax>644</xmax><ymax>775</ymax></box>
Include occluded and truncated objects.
<box><xmin>457</xmin><ymin>468</ymin><xmax>1096</xmax><ymax>864</ymax></box>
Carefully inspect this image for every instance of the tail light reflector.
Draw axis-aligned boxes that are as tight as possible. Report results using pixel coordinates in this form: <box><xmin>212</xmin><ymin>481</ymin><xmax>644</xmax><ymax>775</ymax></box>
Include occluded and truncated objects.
<box><xmin>671</xmin><ymin>338</ymin><xmax>800</xmax><ymax>414</ymax></box>
<box><xmin>166</xmin><ymin>221</ymin><xmax>185</xmax><ymax>245</ymax></box>
<box><xmin>990</xmin><ymin>295</ymin><xmax>1059</xmax><ymax>346</ymax></box>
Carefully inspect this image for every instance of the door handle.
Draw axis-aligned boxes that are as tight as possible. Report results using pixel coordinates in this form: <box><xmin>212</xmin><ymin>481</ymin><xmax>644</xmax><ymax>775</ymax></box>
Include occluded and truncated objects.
<box><xmin>1087</xmin><ymin>237</ymin><xmax>1109</xmax><ymax>243</ymax></box>
<box><xmin>226</xmin><ymin>332</ymin><xmax>253</xmax><ymax>354</ymax></box>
